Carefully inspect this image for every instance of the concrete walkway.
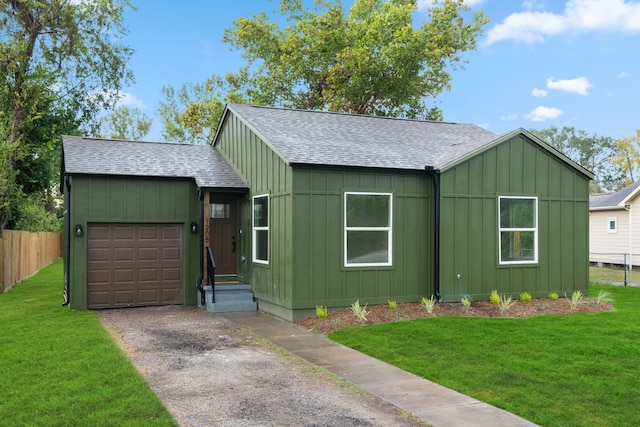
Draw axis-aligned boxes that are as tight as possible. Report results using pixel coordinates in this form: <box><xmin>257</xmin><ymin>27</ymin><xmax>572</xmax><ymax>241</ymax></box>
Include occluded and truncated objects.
<box><xmin>222</xmin><ymin>311</ymin><xmax>538</xmax><ymax>427</ymax></box>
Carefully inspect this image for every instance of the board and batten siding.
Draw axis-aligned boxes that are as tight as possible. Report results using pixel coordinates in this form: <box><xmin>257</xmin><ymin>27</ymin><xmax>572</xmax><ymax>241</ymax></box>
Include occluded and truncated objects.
<box><xmin>290</xmin><ymin>169</ymin><xmax>434</xmax><ymax>320</ymax></box>
<box><xmin>216</xmin><ymin>112</ymin><xmax>294</xmax><ymax>317</ymax></box>
<box><xmin>66</xmin><ymin>176</ymin><xmax>200</xmax><ymax>309</ymax></box>
<box><xmin>439</xmin><ymin>134</ymin><xmax>591</xmax><ymax>301</ymax></box>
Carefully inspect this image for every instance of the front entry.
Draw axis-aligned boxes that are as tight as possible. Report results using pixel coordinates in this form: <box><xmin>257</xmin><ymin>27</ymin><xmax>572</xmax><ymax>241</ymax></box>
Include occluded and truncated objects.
<box><xmin>209</xmin><ymin>198</ymin><xmax>238</xmax><ymax>275</ymax></box>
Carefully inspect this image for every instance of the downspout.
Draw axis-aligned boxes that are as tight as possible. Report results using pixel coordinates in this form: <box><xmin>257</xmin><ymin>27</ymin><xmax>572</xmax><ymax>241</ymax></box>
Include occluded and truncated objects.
<box><xmin>62</xmin><ymin>175</ymin><xmax>71</xmax><ymax>306</ymax></box>
<box><xmin>425</xmin><ymin>166</ymin><xmax>441</xmax><ymax>300</ymax></box>
<box><xmin>626</xmin><ymin>204</ymin><xmax>633</xmax><ymax>272</ymax></box>
<box><xmin>196</xmin><ymin>189</ymin><xmax>205</xmax><ymax>306</ymax></box>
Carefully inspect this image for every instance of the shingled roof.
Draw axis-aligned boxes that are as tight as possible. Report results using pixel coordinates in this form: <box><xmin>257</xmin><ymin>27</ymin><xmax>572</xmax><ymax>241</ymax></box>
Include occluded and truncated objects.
<box><xmin>590</xmin><ymin>180</ymin><xmax>640</xmax><ymax>210</ymax></box>
<box><xmin>221</xmin><ymin>104</ymin><xmax>500</xmax><ymax>171</ymax></box>
<box><xmin>61</xmin><ymin>136</ymin><xmax>247</xmax><ymax>189</ymax></box>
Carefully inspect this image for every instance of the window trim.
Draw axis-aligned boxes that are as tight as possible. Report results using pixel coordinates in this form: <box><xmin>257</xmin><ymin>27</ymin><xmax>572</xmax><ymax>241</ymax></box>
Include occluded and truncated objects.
<box><xmin>607</xmin><ymin>217</ymin><xmax>618</xmax><ymax>234</ymax></box>
<box><xmin>498</xmin><ymin>196</ymin><xmax>538</xmax><ymax>265</ymax></box>
<box><xmin>344</xmin><ymin>191</ymin><xmax>393</xmax><ymax>268</ymax></box>
<box><xmin>252</xmin><ymin>194</ymin><xmax>269</xmax><ymax>264</ymax></box>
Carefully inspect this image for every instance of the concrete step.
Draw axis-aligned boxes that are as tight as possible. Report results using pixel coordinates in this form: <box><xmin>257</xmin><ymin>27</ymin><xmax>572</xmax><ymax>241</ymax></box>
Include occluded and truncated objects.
<box><xmin>199</xmin><ymin>285</ymin><xmax>257</xmax><ymax>313</ymax></box>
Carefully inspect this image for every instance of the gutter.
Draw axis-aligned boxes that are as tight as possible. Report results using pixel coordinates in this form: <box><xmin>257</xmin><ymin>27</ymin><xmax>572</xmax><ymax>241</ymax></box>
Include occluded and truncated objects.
<box><xmin>425</xmin><ymin>166</ymin><xmax>441</xmax><ymax>300</ymax></box>
<box><xmin>196</xmin><ymin>189</ymin><xmax>205</xmax><ymax>306</ymax></box>
<box><xmin>62</xmin><ymin>175</ymin><xmax>71</xmax><ymax>306</ymax></box>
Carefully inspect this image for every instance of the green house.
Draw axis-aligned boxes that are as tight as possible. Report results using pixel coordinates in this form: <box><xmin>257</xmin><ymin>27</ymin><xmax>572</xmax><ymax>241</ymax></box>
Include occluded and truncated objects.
<box><xmin>61</xmin><ymin>104</ymin><xmax>593</xmax><ymax>321</ymax></box>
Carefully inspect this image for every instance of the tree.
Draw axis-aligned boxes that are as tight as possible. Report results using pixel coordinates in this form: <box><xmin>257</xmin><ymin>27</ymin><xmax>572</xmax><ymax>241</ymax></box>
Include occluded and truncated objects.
<box><xmin>612</xmin><ymin>129</ymin><xmax>640</xmax><ymax>185</ymax></box>
<box><xmin>98</xmin><ymin>106</ymin><xmax>152</xmax><ymax>141</ymax></box>
<box><xmin>157</xmin><ymin>74</ymin><xmax>246</xmax><ymax>144</ymax></box>
<box><xmin>0</xmin><ymin>0</ymin><xmax>134</xmax><ymax>229</ymax></box>
<box><xmin>531</xmin><ymin>126</ymin><xmax>624</xmax><ymax>193</ymax></box>
<box><xmin>221</xmin><ymin>0</ymin><xmax>488</xmax><ymax>119</ymax></box>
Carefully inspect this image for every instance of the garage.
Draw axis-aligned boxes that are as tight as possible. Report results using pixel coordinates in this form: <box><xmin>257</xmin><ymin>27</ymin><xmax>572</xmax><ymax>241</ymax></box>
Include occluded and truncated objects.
<box><xmin>87</xmin><ymin>223</ymin><xmax>183</xmax><ymax>308</ymax></box>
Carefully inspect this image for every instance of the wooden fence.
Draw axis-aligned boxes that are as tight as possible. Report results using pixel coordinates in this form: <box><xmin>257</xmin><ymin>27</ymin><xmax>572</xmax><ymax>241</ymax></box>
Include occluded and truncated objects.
<box><xmin>0</xmin><ymin>230</ymin><xmax>63</xmax><ymax>292</ymax></box>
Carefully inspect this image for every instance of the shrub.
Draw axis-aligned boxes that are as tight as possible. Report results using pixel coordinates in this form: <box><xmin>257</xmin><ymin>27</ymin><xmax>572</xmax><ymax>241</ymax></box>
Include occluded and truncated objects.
<box><xmin>490</xmin><ymin>290</ymin><xmax>500</xmax><ymax>305</ymax></box>
<box><xmin>351</xmin><ymin>299</ymin><xmax>369</xmax><ymax>322</ymax></box>
<box><xmin>594</xmin><ymin>289</ymin><xmax>613</xmax><ymax>305</ymax></box>
<box><xmin>315</xmin><ymin>305</ymin><xmax>328</xmax><ymax>319</ymax></box>
<box><xmin>569</xmin><ymin>291</ymin><xmax>583</xmax><ymax>310</ymax></box>
<box><xmin>499</xmin><ymin>294</ymin><xmax>516</xmax><ymax>315</ymax></box>
<box><xmin>420</xmin><ymin>295</ymin><xmax>436</xmax><ymax>314</ymax></box>
<box><xmin>461</xmin><ymin>296</ymin><xmax>471</xmax><ymax>311</ymax></box>
<box><xmin>519</xmin><ymin>292</ymin><xmax>532</xmax><ymax>303</ymax></box>
<box><xmin>387</xmin><ymin>300</ymin><xmax>397</xmax><ymax>310</ymax></box>
<box><xmin>548</xmin><ymin>292</ymin><xmax>559</xmax><ymax>301</ymax></box>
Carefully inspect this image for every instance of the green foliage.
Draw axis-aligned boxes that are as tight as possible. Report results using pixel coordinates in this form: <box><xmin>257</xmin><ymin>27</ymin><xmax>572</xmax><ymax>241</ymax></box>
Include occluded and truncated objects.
<box><xmin>490</xmin><ymin>289</ymin><xmax>500</xmax><ymax>305</ymax></box>
<box><xmin>221</xmin><ymin>0</ymin><xmax>488</xmax><ymax>120</ymax></box>
<box><xmin>420</xmin><ymin>295</ymin><xmax>436</xmax><ymax>314</ymax></box>
<box><xmin>499</xmin><ymin>294</ymin><xmax>516</xmax><ymax>315</ymax></box>
<box><xmin>387</xmin><ymin>300</ymin><xmax>397</xmax><ymax>310</ymax></box>
<box><xmin>460</xmin><ymin>296</ymin><xmax>471</xmax><ymax>310</ymax></box>
<box><xmin>11</xmin><ymin>193</ymin><xmax>62</xmax><ymax>232</ymax></box>
<box><xmin>569</xmin><ymin>290</ymin><xmax>584</xmax><ymax>310</ymax></box>
<box><xmin>350</xmin><ymin>299</ymin><xmax>369</xmax><ymax>322</ymax></box>
<box><xmin>612</xmin><ymin>129</ymin><xmax>640</xmax><ymax>185</ymax></box>
<box><xmin>594</xmin><ymin>289</ymin><xmax>613</xmax><ymax>305</ymax></box>
<box><xmin>548</xmin><ymin>291</ymin><xmax>559</xmax><ymax>301</ymax></box>
<box><xmin>330</xmin><ymin>285</ymin><xmax>640</xmax><ymax>426</ymax></box>
<box><xmin>98</xmin><ymin>106</ymin><xmax>152</xmax><ymax>141</ymax></box>
<box><xmin>519</xmin><ymin>292</ymin><xmax>532</xmax><ymax>303</ymax></box>
<box><xmin>315</xmin><ymin>305</ymin><xmax>328</xmax><ymax>318</ymax></box>
<box><xmin>0</xmin><ymin>261</ymin><xmax>177</xmax><ymax>426</ymax></box>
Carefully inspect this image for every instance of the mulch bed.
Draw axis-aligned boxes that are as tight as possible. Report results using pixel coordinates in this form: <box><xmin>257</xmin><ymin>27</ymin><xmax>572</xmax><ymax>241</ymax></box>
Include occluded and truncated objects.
<box><xmin>296</xmin><ymin>297</ymin><xmax>614</xmax><ymax>334</ymax></box>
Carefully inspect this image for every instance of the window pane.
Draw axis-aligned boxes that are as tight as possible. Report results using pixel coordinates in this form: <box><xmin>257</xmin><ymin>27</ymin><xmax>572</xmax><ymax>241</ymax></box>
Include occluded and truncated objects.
<box><xmin>253</xmin><ymin>196</ymin><xmax>268</xmax><ymax>227</ymax></box>
<box><xmin>255</xmin><ymin>230</ymin><xmax>268</xmax><ymax>261</ymax></box>
<box><xmin>210</xmin><ymin>204</ymin><xmax>230</xmax><ymax>219</ymax></box>
<box><xmin>346</xmin><ymin>194</ymin><xmax>390</xmax><ymax>227</ymax></box>
<box><xmin>501</xmin><ymin>231</ymin><xmax>535</xmax><ymax>261</ymax></box>
<box><xmin>347</xmin><ymin>231</ymin><xmax>389</xmax><ymax>264</ymax></box>
<box><xmin>500</xmin><ymin>198</ymin><xmax>534</xmax><ymax>228</ymax></box>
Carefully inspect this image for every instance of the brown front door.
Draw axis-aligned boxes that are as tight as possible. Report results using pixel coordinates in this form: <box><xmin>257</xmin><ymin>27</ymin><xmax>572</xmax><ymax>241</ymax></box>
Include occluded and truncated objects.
<box><xmin>209</xmin><ymin>199</ymin><xmax>238</xmax><ymax>275</ymax></box>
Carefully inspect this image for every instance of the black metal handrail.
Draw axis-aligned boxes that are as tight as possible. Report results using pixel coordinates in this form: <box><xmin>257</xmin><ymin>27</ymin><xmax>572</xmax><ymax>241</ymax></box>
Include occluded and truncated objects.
<box><xmin>207</xmin><ymin>247</ymin><xmax>216</xmax><ymax>303</ymax></box>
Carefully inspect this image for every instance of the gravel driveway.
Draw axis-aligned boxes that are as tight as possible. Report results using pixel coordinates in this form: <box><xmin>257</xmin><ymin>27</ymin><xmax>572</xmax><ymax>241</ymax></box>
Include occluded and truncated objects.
<box><xmin>99</xmin><ymin>305</ymin><xmax>429</xmax><ymax>427</ymax></box>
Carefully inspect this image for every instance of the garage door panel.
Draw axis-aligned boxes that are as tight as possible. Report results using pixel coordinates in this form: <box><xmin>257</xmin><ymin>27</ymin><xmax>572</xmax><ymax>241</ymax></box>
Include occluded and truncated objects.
<box><xmin>87</xmin><ymin>223</ymin><xmax>183</xmax><ymax>309</ymax></box>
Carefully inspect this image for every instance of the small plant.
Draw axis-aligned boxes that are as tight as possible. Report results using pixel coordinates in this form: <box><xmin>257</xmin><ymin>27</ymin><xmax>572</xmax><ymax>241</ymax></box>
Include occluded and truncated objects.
<box><xmin>388</xmin><ymin>300</ymin><xmax>397</xmax><ymax>310</ymax></box>
<box><xmin>461</xmin><ymin>296</ymin><xmax>471</xmax><ymax>311</ymax></box>
<box><xmin>351</xmin><ymin>299</ymin><xmax>369</xmax><ymax>322</ymax></box>
<box><xmin>499</xmin><ymin>294</ymin><xmax>516</xmax><ymax>315</ymax></box>
<box><xmin>490</xmin><ymin>289</ymin><xmax>500</xmax><ymax>305</ymax></box>
<box><xmin>315</xmin><ymin>305</ymin><xmax>328</xmax><ymax>319</ymax></box>
<box><xmin>594</xmin><ymin>289</ymin><xmax>613</xmax><ymax>305</ymax></box>
<box><xmin>548</xmin><ymin>291</ymin><xmax>559</xmax><ymax>301</ymax></box>
<box><xmin>519</xmin><ymin>292</ymin><xmax>532</xmax><ymax>303</ymax></box>
<box><xmin>569</xmin><ymin>290</ymin><xmax>583</xmax><ymax>310</ymax></box>
<box><xmin>421</xmin><ymin>295</ymin><xmax>437</xmax><ymax>314</ymax></box>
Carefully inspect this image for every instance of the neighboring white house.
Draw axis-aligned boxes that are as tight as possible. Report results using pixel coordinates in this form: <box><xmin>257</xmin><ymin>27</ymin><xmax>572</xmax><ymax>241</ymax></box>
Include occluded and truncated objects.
<box><xmin>590</xmin><ymin>180</ymin><xmax>640</xmax><ymax>269</ymax></box>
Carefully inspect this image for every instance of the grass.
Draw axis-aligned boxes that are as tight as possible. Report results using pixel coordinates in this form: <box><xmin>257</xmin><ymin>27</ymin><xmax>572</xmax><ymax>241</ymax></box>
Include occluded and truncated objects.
<box><xmin>589</xmin><ymin>265</ymin><xmax>640</xmax><ymax>284</ymax></box>
<box><xmin>0</xmin><ymin>260</ymin><xmax>177</xmax><ymax>426</ymax></box>
<box><xmin>330</xmin><ymin>284</ymin><xmax>640</xmax><ymax>426</ymax></box>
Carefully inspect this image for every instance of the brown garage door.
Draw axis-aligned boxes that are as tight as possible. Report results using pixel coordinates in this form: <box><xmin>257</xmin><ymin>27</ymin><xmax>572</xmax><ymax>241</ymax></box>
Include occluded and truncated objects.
<box><xmin>87</xmin><ymin>223</ymin><xmax>183</xmax><ymax>308</ymax></box>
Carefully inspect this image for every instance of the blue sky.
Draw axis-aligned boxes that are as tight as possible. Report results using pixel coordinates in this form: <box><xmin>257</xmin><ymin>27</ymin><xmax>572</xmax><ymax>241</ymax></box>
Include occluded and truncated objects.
<box><xmin>120</xmin><ymin>0</ymin><xmax>640</xmax><ymax>141</ymax></box>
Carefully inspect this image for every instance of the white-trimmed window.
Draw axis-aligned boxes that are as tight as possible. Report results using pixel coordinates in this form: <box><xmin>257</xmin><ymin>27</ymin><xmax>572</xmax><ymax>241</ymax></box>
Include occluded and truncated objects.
<box><xmin>499</xmin><ymin>196</ymin><xmax>538</xmax><ymax>264</ymax></box>
<box><xmin>252</xmin><ymin>194</ymin><xmax>269</xmax><ymax>264</ymax></box>
<box><xmin>608</xmin><ymin>217</ymin><xmax>617</xmax><ymax>234</ymax></box>
<box><xmin>344</xmin><ymin>192</ymin><xmax>392</xmax><ymax>267</ymax></box>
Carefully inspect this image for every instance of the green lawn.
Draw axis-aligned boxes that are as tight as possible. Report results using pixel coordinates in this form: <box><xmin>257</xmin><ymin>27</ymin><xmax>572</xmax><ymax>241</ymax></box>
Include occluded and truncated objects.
<box><xmin>330</xmin><ymin>283</ymin><xmax>640</xmax><ymax>426</ymax></box>
<box><xmin>0</xmin><ymin>260</ymin><xmax>177</xmax><ymax>427</ymax></box>
<box><xmin>590</xmin><ymin>265</ymin><xmax>640</xmax><ymax>285</ymax></box>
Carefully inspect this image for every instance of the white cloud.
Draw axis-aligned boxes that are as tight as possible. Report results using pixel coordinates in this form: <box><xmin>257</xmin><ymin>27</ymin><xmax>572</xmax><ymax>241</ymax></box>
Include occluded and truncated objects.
<box><xmin>117</xmin><ymin>92</ymin><xmax>146</xmax><ymax>108</ymax></box>
<box><xmin>618</xmin><ymin>71</ymin><xmax>631</xmax><ymax>78</ymax></box>
<box><xmin>486</xmin><ymin>0</ymin><xmax>640</xmax><ymax>45</ymax></box>
<box><xmin>546</xmin><ymin>77</ymin><xmax>593</xmax><ymax>95</ymax></box>
<box><xmin>532</xmin><ymin>88</ymin><xmax>548</xmax><ymax>97</ymax></box>
<box><xmin>524</xmin><ymin>106</ymin><xmax>564</xmax><ymax>122</ymax></box>
<box><xmin>501</xmin><ymin>114</ymin><xmax>519</xmax><ymax>121</ymax></box>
